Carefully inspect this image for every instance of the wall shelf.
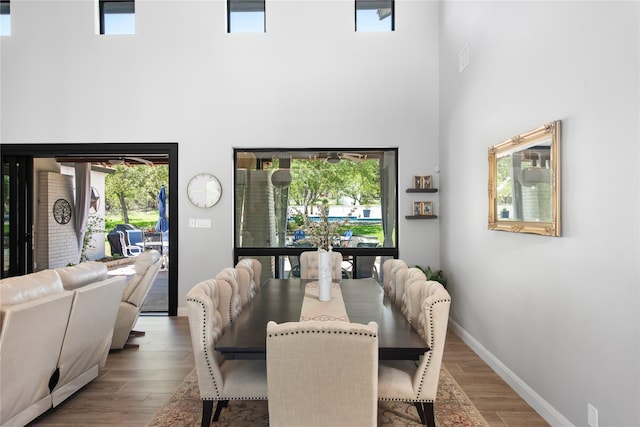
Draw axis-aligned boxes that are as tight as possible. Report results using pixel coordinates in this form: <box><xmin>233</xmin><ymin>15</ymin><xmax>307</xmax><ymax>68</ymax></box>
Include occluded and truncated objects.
<box><xmin>405</xmin><ymin>215</ymin><xmax>438</xmax><ymax>220</ymax></box>
<box><xmin>406</xmin><ymin>188</ymin><xmax>438</xmax><ymax>193</ymax></box>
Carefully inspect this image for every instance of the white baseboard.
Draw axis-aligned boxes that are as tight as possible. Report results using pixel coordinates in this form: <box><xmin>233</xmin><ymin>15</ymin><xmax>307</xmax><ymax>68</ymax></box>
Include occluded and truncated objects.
<box><xmin>449</xmin><ymin>318</ymin><xmax>574</xmax><ymax>427</ymax></box>
<box><xmin>177</xmin><ymin>306</ymin><xmax>188</xmax><ymax>317</ymax></box>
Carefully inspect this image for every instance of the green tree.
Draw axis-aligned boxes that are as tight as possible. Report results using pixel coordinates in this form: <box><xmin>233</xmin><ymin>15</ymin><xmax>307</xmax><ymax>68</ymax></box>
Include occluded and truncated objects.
<box><xmin>289</xmin><ymin>160</ymin><xmax>336</xmax><ymax>213</ymax></box>
<box><xmin>334</xmin><ymin>159</ymin><xmax>380</xmax><ymax>206</ymax></box>
<box><xmin>105</xmin><ymin>165</ymin><xmax>168</xmax><ymax>223</ymax></box>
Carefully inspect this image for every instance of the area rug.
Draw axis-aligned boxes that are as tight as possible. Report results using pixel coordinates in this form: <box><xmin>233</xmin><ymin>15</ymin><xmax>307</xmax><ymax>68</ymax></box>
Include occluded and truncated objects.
<box><xmin>146</xmin><ymin>364</ymin><xmax>489</xmax><ymax>427</ymax></box>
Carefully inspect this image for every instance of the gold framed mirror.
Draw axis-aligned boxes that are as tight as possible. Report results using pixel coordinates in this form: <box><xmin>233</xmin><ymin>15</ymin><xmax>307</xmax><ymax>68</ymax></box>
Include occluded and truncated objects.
<box><xmin>488</xmin><ymin>120</ymin><xmax>561</xmax><ymax>236</ymax></box>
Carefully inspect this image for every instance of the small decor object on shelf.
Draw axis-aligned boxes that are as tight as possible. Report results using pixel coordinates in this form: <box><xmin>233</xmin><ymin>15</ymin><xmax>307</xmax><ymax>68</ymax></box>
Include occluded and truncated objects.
<box><xmin>421</xmin><ymin>201</ymin><xmax>433</xmax><ymax>216</ymax></box>
<box><xmin>53</xmin><ymin>198</ymin><xmax>72</xmax><ymax>225</ymax></box>
<box><xmin>413</xmin><ymin>202</ymin><xmax>422</xmax><ymax>216</ymax></box>
<box><xmin>420</xmin><ymin>175</ymin><xmax>433</xmax><ymax>189</ymax></box>
<box><xmin>413</xmin><ymin>176</ymin><xmax>422</xmax><ymax>189</ymax></box>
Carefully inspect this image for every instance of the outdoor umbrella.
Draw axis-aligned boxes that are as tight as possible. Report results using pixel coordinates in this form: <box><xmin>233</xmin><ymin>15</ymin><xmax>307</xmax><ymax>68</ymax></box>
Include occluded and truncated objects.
<box><xmin>155</xmin><ymin>184</ymin><xmax>169</xmax><ymax>232</ymax></box>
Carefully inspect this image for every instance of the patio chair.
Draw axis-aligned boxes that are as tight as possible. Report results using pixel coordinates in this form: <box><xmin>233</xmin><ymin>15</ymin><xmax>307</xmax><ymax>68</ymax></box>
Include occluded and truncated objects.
<box><xmin>266</xmin><ymin>320</ymin><xmax>378</xmax><ymax>427</ymax></box>
<box><xmin>288</xmin><ymin>242</ymin><xmax>314</xmax><ymax>278</ymax></box>
<box><xmin>293</xmin><ymin>229</ymin><xmax>305</xmax><ymax>241</ymax></box>
<box><xmin>117</xmin><ymin>231</ymin><xmax>141</xmax><ymax>257</ymax></box>
<box><xmin>340</xmin><ymin>229</ymin><xmax>354</xmax><ymax>247</ymax></box>
<box><xmin>354</xmin><ymin>242</ymin><xmax>379</xmax><ymax>281</ymax></box>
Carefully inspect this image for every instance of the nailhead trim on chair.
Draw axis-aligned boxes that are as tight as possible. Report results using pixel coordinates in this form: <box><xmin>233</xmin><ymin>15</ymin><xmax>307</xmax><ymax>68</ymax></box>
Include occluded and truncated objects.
<box><xmin>415</xmin><ymin>296</ymin><xmax>451</xmax><ymax>399</ymax></box>
<box><xmin>268</xmin><ymin>330</ymin><xmax>378</xmax><ymax>338</ymax></box>
<box><xmin>186</xmin><ymin>297</ymin><xmax>222</xmax><ymax>398</ymax></box>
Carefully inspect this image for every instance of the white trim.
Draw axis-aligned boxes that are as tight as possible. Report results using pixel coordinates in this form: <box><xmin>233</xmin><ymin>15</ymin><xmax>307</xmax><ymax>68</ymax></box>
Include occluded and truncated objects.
<box><xmin>449</xmin><ymin>318</ymin><xmax>574</xmax><ymax>427</ymax></box>
<box><xmin>177</xmin><ymin>306</ymin><xmax>189</xmax><ymax>317</ymax></box>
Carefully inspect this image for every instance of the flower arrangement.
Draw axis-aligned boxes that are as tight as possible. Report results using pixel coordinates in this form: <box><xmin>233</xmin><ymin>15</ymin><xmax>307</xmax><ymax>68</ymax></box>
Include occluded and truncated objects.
<box><xmin>296</xmin><ymin>202</ymin><xmax>354</xmax><ymax>251</ymax></box>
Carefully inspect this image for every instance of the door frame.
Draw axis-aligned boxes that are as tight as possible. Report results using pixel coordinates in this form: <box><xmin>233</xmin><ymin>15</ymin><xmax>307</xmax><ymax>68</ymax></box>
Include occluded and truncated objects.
<box><xmin>0</xmin><ymin>143</ymin><xmax>179</xmax><ymax>316</ymax></box>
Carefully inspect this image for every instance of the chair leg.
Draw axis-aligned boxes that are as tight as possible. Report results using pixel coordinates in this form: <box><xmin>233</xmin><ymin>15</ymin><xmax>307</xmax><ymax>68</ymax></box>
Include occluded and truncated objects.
<box><xmin>201</xmin><ymin>400</ymin><xmax>214</xmax><ymax>427</ymax></box>
<box><xmin>424</xmin><ymin>402</ymin><xmax>435</xmax><ymax>427</ymax></box>
<box><xmin>130</xmin><ymin>330</ymin><xmax>146</xmax><ymax>337</ymax></box>
<box><xmin>414</xmin><ymin>402</ymin><xmax>427</xmax><ymax>424</ymax></box>
<box><xmin>212</xmin><ymin>400</ymin><xmax>229</xmax><ymax>422</ymax></box>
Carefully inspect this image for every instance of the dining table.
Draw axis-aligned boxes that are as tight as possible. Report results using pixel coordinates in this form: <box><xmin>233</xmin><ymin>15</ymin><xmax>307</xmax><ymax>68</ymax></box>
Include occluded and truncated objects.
<box><xmin>215</xmin><ymin>277</ymin><xmax>428</xmax><ymax>361</ymax></box>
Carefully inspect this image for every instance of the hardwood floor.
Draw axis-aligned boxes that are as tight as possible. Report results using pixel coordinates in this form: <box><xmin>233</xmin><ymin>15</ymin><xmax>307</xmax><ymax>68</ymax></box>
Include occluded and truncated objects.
<box><xmin>29</xmin><ymin>316</ymin><xmax>548</xmax><ymax>426</ymax></box>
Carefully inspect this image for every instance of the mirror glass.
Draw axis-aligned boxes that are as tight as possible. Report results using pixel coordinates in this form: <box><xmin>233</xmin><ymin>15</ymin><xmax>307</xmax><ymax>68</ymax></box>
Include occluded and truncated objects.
<box><xmin>488</xmin><ymin>121</ymin><xmax>561</xmax><ymax>236</ymax></box>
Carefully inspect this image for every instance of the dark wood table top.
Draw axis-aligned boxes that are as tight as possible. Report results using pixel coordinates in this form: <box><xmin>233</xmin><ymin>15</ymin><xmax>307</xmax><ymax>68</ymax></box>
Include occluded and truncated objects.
<box><xmin>215</xmin><ymin>278</ymin><xmax>428</xmax><ymax>360</ymax></box>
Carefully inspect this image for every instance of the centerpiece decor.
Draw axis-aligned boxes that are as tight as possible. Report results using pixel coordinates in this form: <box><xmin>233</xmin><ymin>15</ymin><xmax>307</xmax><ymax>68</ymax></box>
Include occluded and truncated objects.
<box><xmin>296</xmin><ymin>202</ymin><xmax>354</xmax><ymax>302</ymax></box>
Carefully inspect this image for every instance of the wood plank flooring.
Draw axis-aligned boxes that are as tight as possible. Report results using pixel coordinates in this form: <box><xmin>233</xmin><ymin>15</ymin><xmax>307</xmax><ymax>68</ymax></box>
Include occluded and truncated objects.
<box><xmin>29</xmin><ymin>316</ymin><xmax>548</xmax><ymax>426</ymax></box>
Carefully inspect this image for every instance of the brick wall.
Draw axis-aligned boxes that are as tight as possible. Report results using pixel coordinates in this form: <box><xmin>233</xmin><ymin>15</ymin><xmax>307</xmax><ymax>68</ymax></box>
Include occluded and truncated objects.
<box><xmin>35</xmin><ymin>172</ymin><xmax>79</xmax><ymax>270</ymax></box>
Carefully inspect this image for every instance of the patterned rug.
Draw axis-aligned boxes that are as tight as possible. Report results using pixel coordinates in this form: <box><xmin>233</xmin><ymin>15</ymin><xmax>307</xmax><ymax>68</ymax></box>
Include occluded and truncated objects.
<box><xmin>146</xmin><ymin>365</ymin><xmax>489</xmax><ymax>427</ymax></box>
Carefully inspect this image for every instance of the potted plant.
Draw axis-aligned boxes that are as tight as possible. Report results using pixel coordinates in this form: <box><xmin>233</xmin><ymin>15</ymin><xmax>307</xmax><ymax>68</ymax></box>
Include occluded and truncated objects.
<box><xmin>415</xmin><ymin>265</ymin><xmax>447</xmax><ymax>288</ymax></box>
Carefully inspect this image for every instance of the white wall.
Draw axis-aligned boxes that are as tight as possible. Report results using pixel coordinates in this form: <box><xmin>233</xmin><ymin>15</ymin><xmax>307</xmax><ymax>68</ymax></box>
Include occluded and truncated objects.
<box><xmin>0</xmin><ymin>1</ymin><xmax>440</xmax><ymax>311</ymax></box>
<box><xmin>439</xmin><ymin>2</ymin><xmax>639</xmax><ymax>426</ymax></box>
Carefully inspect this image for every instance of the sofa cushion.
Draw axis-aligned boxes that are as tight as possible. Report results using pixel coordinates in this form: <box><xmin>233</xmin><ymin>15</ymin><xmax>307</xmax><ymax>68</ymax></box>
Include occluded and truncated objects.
<box><xmin>122</xmin><ymin>250</ymin><xmax>161</xmax><ymax>302</ymax></box>
<box><xmin>0</xmin><ymin>270</ymin><xmax>64</xmax><ymax>307</ymax></box>
<box><xmin>55</xmin><ymin>262</ymin><xmax>108</xmax><ymax>290</ymax></box>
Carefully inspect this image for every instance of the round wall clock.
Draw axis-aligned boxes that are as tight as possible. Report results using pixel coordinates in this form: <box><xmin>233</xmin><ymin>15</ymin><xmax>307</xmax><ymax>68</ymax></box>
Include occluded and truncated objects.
<box><xmin>53</xmin><ymin>198</ymin><xmax>72</xmax><ymax>224</ymax></box>
<box><xmin>187</xmin><ymin>173</ymin><xmax>222</xmax><ymax>208</ymax></box>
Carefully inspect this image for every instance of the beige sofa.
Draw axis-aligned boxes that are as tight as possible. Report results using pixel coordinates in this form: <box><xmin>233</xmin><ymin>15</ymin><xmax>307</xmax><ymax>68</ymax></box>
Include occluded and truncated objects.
<box><xmin>0</xmin><ymin>263</ymin><xmax>126</xmax><ymax>427</ymax></box>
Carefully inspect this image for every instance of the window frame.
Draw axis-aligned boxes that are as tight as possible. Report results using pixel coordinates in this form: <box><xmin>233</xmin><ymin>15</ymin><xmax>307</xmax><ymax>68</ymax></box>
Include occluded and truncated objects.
<box><xmin>232</xmin><ymin>148</ymin><xmax>399</xmax><ymax>279</ymax></box>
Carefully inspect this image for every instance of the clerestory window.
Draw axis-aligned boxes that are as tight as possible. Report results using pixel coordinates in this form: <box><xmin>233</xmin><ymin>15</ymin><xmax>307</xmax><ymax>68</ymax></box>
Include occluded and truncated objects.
<box><xmin>356</xmin><ymin>0</ymin><xmax>394</xmax><ymax>32</ymax></box>
<box><xmin>228</xmin><ymin>0</ymin><xmax>265</xmax><ymax>34</ymax></box>
<box><xmin>99</xmin><ymin>0</ymin><xmax>135</xmax><ymax>35</ymax></box>
<box><xmin>0</xmin><ymin>0</ymin><xmax>10</xmax><ymax>36</ymax></box>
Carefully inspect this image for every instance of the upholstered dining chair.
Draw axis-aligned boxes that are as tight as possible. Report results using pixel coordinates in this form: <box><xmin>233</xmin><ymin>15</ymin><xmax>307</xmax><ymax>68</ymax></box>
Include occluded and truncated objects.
<box><xmin>299</xmin><ymin>251</ymin><xmax>343</xmax><ymax>281</ymax></box>
<box><xmin>218</xmin><ymin>266</ymin><xmax>253</xmax><ymax>308</ymax></box>
<box><xmin>394</xmin><ymin>267</ymin><xmax>426</xmax><ymax>310</ymax></box>
<box><xmin>382</xmin><ymin>259</ymin><xmax>408</xmax><ymax>298</ymax></box>
<box><xmin>378</xmin><ymin>280</ymin><xmax>451</xmax><ymax>427</ymax></box>
<box><xmin>214</xmin><ymin>268</ymin><xmax>242</xmax><ymax>327</ymax></box>
<box><xmin>111</xmin><ymin>249</ymin><xmax>162</xmax><ymax>349</ymax></box>
<box><xmin>266</xmin><ymin>320</ymin><xmax>379</xmax><ymax>427</ymax></box>
<box><xmin>235</xmin><ymin>258</ymin><xmax>263</xmax><ymax>292</ymax></box>
<box><xmin>186</xmin><ymin>279</ymin><xmax>268</xmax><ymax>426</ymax></box>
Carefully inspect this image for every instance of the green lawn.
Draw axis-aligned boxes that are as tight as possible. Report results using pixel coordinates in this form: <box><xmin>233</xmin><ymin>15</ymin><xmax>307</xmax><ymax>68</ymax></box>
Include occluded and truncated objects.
<box><xmin>105</xmin><ymin>211</ymin><xmax>161</xmax><ymax>232</ymax></box>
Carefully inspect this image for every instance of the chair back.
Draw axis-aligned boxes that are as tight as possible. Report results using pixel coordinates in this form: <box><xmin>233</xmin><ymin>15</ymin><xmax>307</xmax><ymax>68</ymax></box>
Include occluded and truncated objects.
<box><xmin>394</xmin><ymin>267</ymin><xmax>426</xmax><ymax>310</ymax></box>
<box><xmin>266</xmin><ymin>320</ymin><xmax>379</xmax><ymax>427</ymax></box>
<box><xmin>121</xmin><ymin>250</ymin><xmax>162</xmax><ymax>307</ymax></box>
<box><xmin>117</xmin><ymin>231</ymin><xmax>141</xmax><ymax>257</ymax></box>
<box><xmin>412</xmin><ymin>280</ymin><xmax>451</xmax><ymax>400</ymax></box>
<box><xmin>354</xmin><ymin>242</ymin><xmax>379</xmax><ymax>281</ymax></box>
<box><xmin>300</xmin><ymin>251</ymin><xmax>343</xmax><ymax>281</ymax></box>
<box><xmin>382</xmin><ymin>259</ymin><xmax>407</xmax><ymax>297</ymax></box>
<box><xmin>185</xmin><ymin>279</ymin><xmax>226</xmax><ymax>399</ymax></box>
<box><xmin>111</xmin><ymin>250</ymin><xmax>162</xmax><ymax>349</ymax></box>
<box><xmin>236</xmin><ymin>258</ymin><xmax>263</xmax><ymax>291</ymax></box>
<box><xmin>215</xmin><ymin>268</ymin><xmax>242</xmax><ymax>325</ymax></box>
